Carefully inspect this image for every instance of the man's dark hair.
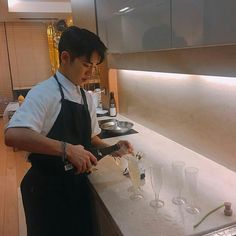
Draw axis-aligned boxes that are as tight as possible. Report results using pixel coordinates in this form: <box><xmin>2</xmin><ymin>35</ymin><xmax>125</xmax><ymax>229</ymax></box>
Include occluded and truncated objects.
<box><xmin>58</xmin><ymin>26</ymin><xmax>107</xmax><ymax>64</ymax></box>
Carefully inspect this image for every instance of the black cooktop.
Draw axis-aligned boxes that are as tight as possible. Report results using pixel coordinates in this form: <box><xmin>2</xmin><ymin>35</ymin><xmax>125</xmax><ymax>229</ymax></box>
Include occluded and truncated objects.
<box><xmin>98</xmin><ymin>119</ymin><xmax>138</xmax><ymax>139</ymax></box>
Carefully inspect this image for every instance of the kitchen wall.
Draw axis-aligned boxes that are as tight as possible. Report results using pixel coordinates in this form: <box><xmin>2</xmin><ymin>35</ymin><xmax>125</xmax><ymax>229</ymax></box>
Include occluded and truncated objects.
<box><xmin>117</xmin><ymin>69</ymin><xmax>236</xmax><ymax>172</ymax></box>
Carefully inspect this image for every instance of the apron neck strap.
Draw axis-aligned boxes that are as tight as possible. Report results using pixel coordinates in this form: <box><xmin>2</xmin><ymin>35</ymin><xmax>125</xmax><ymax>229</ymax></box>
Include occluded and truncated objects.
<box><xmin>80</xmin><ymin>87</ymin><xmax>89</xmax><ymax>111</ymax></box>
<box><xmin>53</xmin><ymin>74</ymin><xmax>64</xmax><ymax>100</ymax></box>
<box><xmin>54</xmin><ymin>73</ymin><xmax>89</xmax><ymax>111</ymax></box>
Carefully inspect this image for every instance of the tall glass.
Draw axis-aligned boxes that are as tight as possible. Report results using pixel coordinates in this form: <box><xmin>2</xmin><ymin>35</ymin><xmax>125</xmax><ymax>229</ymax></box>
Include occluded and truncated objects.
<box><xmin>128</xmin><ymin>155</ymin><xmax>143</xmax><ymax>200</ymax></box>
<box><xmin>185</xmin><ymin>167</ymin><xmax>200</xmax><ymax>214</ymax></box>
<box><xmin>149</xmin><ymin>164</ymin><xmax>164</xmax><ymax>208</ymax></box>
<box><xmin>172</xmin><ymin>161</ymin><xmax>186</xmax><ymax>205</ymax></box>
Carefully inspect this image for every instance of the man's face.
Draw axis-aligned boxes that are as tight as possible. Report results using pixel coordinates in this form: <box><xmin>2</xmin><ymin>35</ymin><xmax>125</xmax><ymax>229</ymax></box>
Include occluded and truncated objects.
<box><xmin>61</xmin><ymin>51</ymin><xmax>101</xmax><ymax>86</ymax></box>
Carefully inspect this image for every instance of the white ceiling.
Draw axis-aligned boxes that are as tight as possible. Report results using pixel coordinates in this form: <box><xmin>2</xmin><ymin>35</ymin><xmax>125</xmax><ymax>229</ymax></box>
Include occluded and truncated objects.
<box><xmin>22</xmin><ymin>0</ymin><xmax>69</xmax><ymax>2</ymax></box>
<box><xmin>0</xmin><ymin>0</ymin><xmax>71</xmax><ymax>22</ymax></box>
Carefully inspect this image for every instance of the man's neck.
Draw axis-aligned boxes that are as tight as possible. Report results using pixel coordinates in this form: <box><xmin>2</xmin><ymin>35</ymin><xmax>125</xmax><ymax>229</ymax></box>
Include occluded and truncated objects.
<box><xmin>58</xmin><ymin>67</ymin><xmax>78</xmax><ymax>86</ymax></box>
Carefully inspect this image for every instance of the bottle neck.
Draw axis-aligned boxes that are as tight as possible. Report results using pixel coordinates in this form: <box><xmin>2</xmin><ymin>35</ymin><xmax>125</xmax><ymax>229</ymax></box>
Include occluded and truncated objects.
<box><xmin>110</xmin><ymin>93</ymin><xmax>116</xmax><ymax>105</ymax></box>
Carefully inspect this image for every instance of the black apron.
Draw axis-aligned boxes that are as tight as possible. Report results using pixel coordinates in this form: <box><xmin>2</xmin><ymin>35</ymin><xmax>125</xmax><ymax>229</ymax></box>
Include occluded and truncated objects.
<box><xmin>21</xmin><ymin>74</ymin><xmax>93</xmax><ymax>236</ymax></box>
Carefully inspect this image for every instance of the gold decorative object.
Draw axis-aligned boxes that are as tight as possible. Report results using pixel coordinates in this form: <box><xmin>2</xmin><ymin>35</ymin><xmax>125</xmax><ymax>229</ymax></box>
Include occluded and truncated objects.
<box><xmin>46</xmin><ymin>17</ymin><xmax>73</xmax><ymax>74</ymax></box>
<box><xmin>47</xmin><ymin>24</ymin><xmax>60</xmax><ymax>74</ymax></box>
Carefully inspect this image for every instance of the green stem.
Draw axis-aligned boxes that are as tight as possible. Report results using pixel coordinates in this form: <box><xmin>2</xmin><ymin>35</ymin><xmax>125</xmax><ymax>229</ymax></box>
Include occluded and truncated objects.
<box><xmin>193</xmin><ymin>204</ymin><xmax>224</xmax><ymax>229</ymax></box>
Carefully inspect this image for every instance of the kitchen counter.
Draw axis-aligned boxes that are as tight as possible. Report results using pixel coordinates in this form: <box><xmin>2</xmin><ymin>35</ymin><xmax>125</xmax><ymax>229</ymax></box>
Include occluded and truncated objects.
<box><xmin>3</xmin><ymin>101</ymin><xmax>19</xmax><ymax>125</ymax></box>
<box><xmin>89</xmin><ymin>114</ymin><xmax>236</xmax><ymax>236</ymax></box>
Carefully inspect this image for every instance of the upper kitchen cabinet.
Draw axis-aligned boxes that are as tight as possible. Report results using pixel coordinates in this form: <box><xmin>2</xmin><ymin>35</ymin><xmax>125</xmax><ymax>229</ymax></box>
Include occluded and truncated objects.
<box><xmin>96</xmin><ymin>0</ymin><xmax>171</xmax><ymax>53</ymax></box>
<box><xmin>172</xmin><ymin>0</ymin><xmax>236</xmax><ymax>48</ymax></box>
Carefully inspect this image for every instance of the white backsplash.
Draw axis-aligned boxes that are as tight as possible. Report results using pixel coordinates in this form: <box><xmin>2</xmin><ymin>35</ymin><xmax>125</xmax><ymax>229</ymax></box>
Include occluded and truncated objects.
<box><xmin>118</xmin><ymin>70</ymin><xmax>236</xmax><ymax>172</ymax></box>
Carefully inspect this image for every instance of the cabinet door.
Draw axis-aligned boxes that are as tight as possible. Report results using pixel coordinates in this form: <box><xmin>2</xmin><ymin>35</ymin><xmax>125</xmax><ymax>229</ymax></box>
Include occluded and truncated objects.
<box><xmin>172</xmin><ymin>0</ymin><xmax>236</xmax><ymax>48</ymax></box>
<box><xmin>89</xmin><ymin>184</ymin><xmax>122</xmax><ymax>236</ymax></box>
<box><xmin>6</xmin><ymin>22</ymin><xmax>51</xmax><ymax>88</ymax></box>
<box><xmin>96</xmin><ymin>0</ymin><xmax>171</xmax><ymax>53</ymax></box>
<box><xmin>203</xmin><ymin>0</ymin><xmax>236</xmax><ymax>45</ymax></box>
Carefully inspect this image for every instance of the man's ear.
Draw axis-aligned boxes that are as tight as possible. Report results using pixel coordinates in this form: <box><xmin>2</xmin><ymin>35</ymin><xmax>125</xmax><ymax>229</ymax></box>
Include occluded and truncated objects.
<box><xmin>60</xmin><ymin>51</ymin><xmax>71</xmax><ymax>64</ymax></box>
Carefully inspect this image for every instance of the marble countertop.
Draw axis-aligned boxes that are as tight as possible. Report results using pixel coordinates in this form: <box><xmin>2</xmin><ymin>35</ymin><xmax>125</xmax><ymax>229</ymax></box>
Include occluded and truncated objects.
<box><xmin>89</xmin><ymin>114</ymin><xmax>236</xmax><ymax>236</ymax></box>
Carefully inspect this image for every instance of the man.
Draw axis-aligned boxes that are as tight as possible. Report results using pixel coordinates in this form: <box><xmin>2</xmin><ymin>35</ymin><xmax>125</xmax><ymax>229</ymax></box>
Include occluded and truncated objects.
<box><xmin>5</xmin><ymin>26</ymin><xmax>132</xmax><ymax>236</ymax></box>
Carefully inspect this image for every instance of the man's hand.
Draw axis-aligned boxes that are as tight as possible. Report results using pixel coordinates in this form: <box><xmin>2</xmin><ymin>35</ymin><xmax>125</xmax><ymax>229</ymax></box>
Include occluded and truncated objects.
<box><xmin>112</xmin><ymin>140</ymin><xmax>134</xmax><ymax>157</ymax></box>
<box><xmin>66</xmin><ymin>144</ymin><xmax>97</xmax><ymax>174</ymax></box>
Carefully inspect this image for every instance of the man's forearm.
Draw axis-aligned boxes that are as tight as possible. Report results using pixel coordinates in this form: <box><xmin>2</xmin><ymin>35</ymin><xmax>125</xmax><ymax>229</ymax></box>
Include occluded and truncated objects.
<box><xmin>5</xmin><ymin>128</ymin><xmax>63</xmax><ymax>157</ymax></box>
<box><xmin>91</xmin><ymin>135</ymin><xmax>110</xmax><ymax>149</ymax></box>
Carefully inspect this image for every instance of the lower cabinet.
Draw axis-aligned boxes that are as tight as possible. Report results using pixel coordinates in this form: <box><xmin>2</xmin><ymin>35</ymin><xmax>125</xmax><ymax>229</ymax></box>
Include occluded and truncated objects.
<box><xmin>89</xmin><ymin>183</ymin><xmax>123</xmax><ymax>236</ymax></box>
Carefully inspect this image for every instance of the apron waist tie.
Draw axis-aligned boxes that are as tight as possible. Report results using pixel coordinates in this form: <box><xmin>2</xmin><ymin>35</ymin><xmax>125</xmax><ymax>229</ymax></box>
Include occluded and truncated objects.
<box><xmin>29</xmin><ymin>155</ymin><xmax>66</xmax><ymax>175</ymax></box>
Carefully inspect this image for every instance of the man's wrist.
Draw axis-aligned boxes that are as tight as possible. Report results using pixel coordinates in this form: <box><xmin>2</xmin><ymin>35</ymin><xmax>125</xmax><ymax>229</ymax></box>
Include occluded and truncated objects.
<box><xmin>61</xmin><ymin>141</ymin><xmax>67</xmax><ymax>162</ymax></box>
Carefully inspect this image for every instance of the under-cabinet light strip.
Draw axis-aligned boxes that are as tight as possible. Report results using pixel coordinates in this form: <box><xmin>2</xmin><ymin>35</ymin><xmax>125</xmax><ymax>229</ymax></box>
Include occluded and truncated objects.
<box><xmin>119</xmin><ymin>69</ymin><xmax>236</xmax><ymax>85</ymax></box>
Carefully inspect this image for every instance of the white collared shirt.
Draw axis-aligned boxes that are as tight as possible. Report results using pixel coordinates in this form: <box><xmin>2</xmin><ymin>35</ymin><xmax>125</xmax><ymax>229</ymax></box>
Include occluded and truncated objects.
<box><xmin>7</xmin><ymin>71</ymin><xmax>101</xmax><ymax>137</ymax></box>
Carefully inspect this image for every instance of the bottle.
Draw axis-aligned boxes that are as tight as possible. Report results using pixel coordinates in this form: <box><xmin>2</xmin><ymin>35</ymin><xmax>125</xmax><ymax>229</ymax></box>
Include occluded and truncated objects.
<box><xmin>109</xmin><ymin>92</ymin><xmax>117</xmax><ymax>117</ymax></box>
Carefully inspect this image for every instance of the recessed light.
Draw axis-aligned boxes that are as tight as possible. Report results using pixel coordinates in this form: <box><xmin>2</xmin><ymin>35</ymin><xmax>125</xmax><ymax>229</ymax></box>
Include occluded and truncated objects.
<box><xmin>119</xmin><ymin>7</ymin><xmax>130</xmax><ymax>13</ymax></box>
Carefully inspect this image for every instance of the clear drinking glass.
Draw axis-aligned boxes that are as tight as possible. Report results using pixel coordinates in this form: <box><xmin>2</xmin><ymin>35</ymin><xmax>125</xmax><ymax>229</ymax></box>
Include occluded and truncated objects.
<box><xmin>128</xmin><ymin>155</ymin><xmax>143</xmax><ymax>200</ymax></box>
<box><xmin>172</xmin><ymin>161</ymin><xmax>186</xmax><ymax>205</ymax></box>
<box><xmin>149</xmin><ymin>164</ymin><xmax>164</xmax><ymax>208</ymax></box>
<box><xmin>185</xmin><ymin>167</ymin><xmax>200</xmax><ymax>214</ymax></box>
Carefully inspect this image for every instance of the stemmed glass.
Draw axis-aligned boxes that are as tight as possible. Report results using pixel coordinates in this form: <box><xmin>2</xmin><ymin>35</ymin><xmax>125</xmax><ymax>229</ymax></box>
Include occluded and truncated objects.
<box><xmin>149</xmin><ymin>164</ymin><xmax>164</xmax><ymax>208</ymax></box>
<box><xmin>127</xmin><ymin>155</ymin><xmax>143</xmax><ymax>200</ymax></box>
<box><xmin>172</xmin><ymin>161</ymin><xmax>186</xmax><ymax>205</ymax></box>
<box><xmin>185</xmin><ymin>167</ymin><xmax>200</xmax><ymax>214</ymax></box>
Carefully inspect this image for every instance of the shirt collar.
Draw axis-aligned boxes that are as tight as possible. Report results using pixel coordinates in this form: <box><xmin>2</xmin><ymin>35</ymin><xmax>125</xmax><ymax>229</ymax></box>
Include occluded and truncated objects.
<box><xmin>55</xmin><ymin>70</ymin><xmax>81</xmax><ymax>95</ymax></box>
